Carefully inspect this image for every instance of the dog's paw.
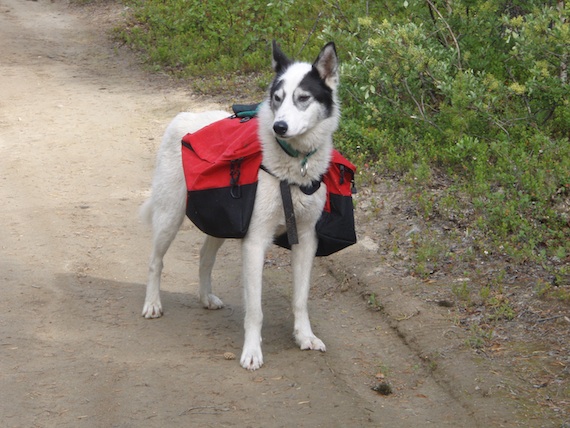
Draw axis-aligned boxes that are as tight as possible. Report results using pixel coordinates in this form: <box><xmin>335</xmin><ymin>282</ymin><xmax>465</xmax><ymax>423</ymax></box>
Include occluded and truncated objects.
<box><xmin>202</xmin><ymin>294</ymin><xmax>224</xmax><ymax>310</ymax></box>
<box><xmin>240</xmin><ymin>347</ymin><xmax>264</xmax><ymax>370</ymax></box>
<box><xmin>142</xmin><ymin>301</ymin><xmax>163</xmax><ymax>318</ymax></box>
<box><xmin>296</xmin><ymin>334</ymin><xmax>326</xmax><ymax>352</ymax></box>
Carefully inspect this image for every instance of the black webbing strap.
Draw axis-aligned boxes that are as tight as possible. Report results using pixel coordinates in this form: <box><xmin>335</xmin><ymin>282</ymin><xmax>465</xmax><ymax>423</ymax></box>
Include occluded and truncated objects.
<box><xmin>279</xmin><ymin>180</ymin><xmax>299</xmax><ymax>246</ymax></box>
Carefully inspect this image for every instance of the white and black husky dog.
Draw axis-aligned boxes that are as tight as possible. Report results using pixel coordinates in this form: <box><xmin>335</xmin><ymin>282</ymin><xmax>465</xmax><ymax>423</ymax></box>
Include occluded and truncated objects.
<box><xmin>140</xmin><ymin>41</ymin><xmax>340</xmax><ymax>370</ymax></box>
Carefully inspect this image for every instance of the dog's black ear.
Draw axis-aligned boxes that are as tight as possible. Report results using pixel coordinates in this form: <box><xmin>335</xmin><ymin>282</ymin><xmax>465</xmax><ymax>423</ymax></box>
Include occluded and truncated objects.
<box><xmin>313</xmin><ymin>42</ymin><xmax>339</xmax><ymax>90</ymax></box>
<box><xmin>272</xmin><ymin>40</ymin><xmax>292</xmax><ymax>74</ymax></box>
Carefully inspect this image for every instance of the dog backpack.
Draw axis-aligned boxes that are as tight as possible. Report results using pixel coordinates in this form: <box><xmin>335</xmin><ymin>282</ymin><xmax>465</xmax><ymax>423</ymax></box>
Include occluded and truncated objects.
<box><xmin>181</xmin><ymin>115</ymin><xmax>357</xmax><ymax>256</ymax></box>
<box><xmin>181</xmin><ymin>116</ymin><xmax>262</xmax><ymax>238</ymax></box>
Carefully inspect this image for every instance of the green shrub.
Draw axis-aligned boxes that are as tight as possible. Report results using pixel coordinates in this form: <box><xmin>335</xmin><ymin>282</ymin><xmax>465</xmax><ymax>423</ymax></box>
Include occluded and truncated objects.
<box><xmin>119</xmin><ymin>0</ymin><xmax>328</xmax><ymax>76</ymax></box>
<box><xmin>325</xmin><ymin>1</ymin><xmax>569</xmax><ymax>268</ymax></box>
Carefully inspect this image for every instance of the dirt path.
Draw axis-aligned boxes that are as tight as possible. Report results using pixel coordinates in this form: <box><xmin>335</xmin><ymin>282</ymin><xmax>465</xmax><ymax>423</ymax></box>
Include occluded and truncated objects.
<box><xmin>0</xmin><ymin>1</ymin><xmax>538</xmax><ymax>426</ymax></box>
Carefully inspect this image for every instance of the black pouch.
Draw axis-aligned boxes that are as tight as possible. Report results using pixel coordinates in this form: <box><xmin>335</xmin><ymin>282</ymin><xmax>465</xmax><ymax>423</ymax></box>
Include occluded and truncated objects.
<box><xmin>275</xmin><ymin>150</ymin><xmax>357</xmax><ymax>256</ymax></box>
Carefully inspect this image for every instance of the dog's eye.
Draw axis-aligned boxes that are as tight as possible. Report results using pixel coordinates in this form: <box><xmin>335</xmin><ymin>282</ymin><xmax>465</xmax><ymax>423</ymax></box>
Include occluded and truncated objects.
<box><xmin>298</xmin><ymin>95</ymin><xmax>311</xmax><ymax>103</ymax></box>
<box><xmin>274</xmin><ymin>94</ymin><xmax>282</xmax><ymax>103</ymax></box>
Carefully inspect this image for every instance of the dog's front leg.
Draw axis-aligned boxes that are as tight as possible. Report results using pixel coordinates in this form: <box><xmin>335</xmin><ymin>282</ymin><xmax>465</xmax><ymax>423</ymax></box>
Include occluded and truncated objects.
<box><xmin>291</xmin><ymin>229</ymin><xmax>326</xmax><ymax>352</ymax></box>
<box><xmin>240</xmin><ymin>237</ymin><xmax>269</xmax><ymax>370</ymax></box>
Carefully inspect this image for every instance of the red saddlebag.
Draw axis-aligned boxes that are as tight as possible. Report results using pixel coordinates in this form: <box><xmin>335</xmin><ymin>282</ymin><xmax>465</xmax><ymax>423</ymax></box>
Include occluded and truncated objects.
<box><xmin>181</xmin><ymin>116</ymin><xmax>262</xmax><ymax>238</ymax></box>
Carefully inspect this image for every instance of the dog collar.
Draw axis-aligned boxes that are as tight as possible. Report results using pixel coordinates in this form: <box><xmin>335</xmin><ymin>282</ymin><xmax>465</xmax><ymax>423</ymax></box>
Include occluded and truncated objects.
<box><xmin>275</xmin><ymin>138</ymin><xmax>317</xmax><ymax>177</ymax></box>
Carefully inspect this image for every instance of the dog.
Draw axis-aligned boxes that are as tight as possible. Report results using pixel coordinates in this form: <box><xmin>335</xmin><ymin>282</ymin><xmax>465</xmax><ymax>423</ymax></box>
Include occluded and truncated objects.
<box><xmin>140</xmin><ymin>41</ymin><xmax>340</xmax><ymax>370</ymax></box>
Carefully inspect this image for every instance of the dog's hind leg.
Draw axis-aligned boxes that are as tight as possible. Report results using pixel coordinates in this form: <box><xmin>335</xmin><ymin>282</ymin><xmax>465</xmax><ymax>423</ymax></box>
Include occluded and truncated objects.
<box><xmin>199</xmin><ymin>236</ymin><xmax>225</xmax><ymax>309</ymax></box>
<box><xmin>291</xmin><ymin>229</ymin><xmax>326</xmax><ymax>352</ymax></box>
<box><xmin>142</xmin><ymin>189</ymin><xmax>186</xmax><ymax>318</ymax></box>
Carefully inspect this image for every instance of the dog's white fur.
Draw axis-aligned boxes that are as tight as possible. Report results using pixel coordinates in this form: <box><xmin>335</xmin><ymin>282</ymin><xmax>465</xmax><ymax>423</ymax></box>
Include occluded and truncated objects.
<box><xmin>141</xmin><ymin>42</ymin><xmax>340</xmax><ymax>370</ymax></box>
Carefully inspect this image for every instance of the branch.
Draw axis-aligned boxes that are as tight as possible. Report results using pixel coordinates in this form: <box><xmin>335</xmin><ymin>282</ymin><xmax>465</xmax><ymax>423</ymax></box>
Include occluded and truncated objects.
<box><xmin>558</xmin><ymin>1</ymin><xmax>567</xmax><ymax>83</ymax></box>
<box><xmin>403</xmin><ymin>78</ymin><xmax>442</xmax><ymax>131</ymax></box>
<box><xmin>425</xmin><ymin>0</ymin><xmax>462</xmax><ymax>70</ymax></box>
<box><xmin>297</xmin><ymin>12</ymin><xmax>323</xmax><ymax>57</ymax></box>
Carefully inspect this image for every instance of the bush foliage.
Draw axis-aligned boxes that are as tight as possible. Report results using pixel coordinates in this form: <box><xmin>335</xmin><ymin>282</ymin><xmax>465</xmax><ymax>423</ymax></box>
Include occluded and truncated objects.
<box><xmin>119</xmin><ymin>0</ymin><xmax>569</xmax><ymax>275</ymax></box>
<box><xmin>330</xmin><ymin>1</ymin><xmax>569</xmax><ymax>266</ymax></box>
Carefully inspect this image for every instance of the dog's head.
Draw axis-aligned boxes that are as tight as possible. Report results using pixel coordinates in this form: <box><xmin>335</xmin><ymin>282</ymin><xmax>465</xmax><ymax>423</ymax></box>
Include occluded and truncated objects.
<box><xmin>267</xmin><ymin>41</ymin><xmax>339</xmax><ymax>141</ymax></box>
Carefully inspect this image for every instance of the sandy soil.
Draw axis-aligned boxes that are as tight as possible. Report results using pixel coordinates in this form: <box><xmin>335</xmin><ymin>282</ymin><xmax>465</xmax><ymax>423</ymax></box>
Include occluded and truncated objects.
<box><xmin>0</xmin><ymin>1</ymin><xmax>565</xmax><ymax>427</ymax></box>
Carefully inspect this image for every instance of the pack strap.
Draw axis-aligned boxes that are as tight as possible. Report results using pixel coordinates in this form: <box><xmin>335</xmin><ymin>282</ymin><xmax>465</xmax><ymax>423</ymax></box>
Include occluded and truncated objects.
<box><xmin>280</xmin><ymin>180</ymin><xmax>299</xmax><ymax>246</ymax></box>
<box><xmin>259</xmin><ymin>164</ymin><xmax>323</xmax><ymax>247</ymax></box>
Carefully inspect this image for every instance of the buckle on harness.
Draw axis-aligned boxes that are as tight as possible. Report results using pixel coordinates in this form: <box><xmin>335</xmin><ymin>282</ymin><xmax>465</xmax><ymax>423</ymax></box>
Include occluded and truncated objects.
<box><xmin>230</xmin><ymin>158</ymin><xmax>243</xmax><ymax>199</ymax></box>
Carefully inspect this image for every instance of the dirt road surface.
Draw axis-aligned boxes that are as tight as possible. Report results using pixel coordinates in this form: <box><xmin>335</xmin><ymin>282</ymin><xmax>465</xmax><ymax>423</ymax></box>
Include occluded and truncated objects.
<box><xmin>0</xmin><ymin>1</ymin><xmax>547</xmax><ymax>426</ymax></box>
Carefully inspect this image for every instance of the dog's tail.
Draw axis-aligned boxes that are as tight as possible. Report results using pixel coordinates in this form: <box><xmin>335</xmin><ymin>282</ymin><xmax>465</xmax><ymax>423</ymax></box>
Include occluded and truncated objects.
<box><xmin>139</xmin><ymin>198</ymin><xmax>153</xmax><ymax>226</ymax></box>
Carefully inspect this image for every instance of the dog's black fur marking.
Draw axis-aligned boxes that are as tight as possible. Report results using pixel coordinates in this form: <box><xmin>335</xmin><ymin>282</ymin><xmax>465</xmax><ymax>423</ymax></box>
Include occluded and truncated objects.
<box><xmin>299</xmin><ymin>68</ymin><xmax>335</xmax><ymax>117</ymax></box>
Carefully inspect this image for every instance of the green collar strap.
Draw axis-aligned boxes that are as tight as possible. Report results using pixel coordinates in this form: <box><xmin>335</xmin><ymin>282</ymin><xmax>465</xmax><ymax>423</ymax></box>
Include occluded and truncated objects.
<box><xmin>275</xmin><ymin>138</ymin><xmax>317</xmax><ymax>177</ymax></box>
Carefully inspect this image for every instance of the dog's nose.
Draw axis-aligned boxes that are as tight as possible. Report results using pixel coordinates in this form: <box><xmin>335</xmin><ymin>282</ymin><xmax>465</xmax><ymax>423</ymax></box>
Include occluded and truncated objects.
<box><xmin>273</xmin><ymin>121</ymin><xmax>288</xmax><ymax>136</ymax></box>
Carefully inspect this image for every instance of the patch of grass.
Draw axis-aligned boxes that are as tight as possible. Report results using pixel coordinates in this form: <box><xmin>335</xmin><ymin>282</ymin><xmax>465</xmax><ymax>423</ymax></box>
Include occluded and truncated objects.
<box><xmin>366</xmin><ymin>292</ymin><xmax>384</xmax><ymax>312</ymax></box>
<box><xmin>116</xmin><ymin>0</ymin><xmax>332</xmax><ymax>89</ymax></box>
<box><xmin>410</xmin><ymin>231</ymin><xmax>448</xmax><ymax>279</ymax></box>
<box><xmin>479</xmin><ymin>285</ymin><xmax>491</xmax><ymax>303</ymax></box>
<box><xmin>534</xmin><ymin>274</ymin><xmax>570</xmax><ymax>303</ymax></box>
<box><xmin>487</xmin><ymin>295</ymin><xmax>516</xmax><ymax>321</ymax></box>
<box><xmin>466</xmin><ymin>324</ymin><xmax>493</xmax><ymax>349</ymax></box>
<box><xmin>452</xmin><ymin>281</ymin><xmax>471</xmax><ymax>304</ymax></box>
